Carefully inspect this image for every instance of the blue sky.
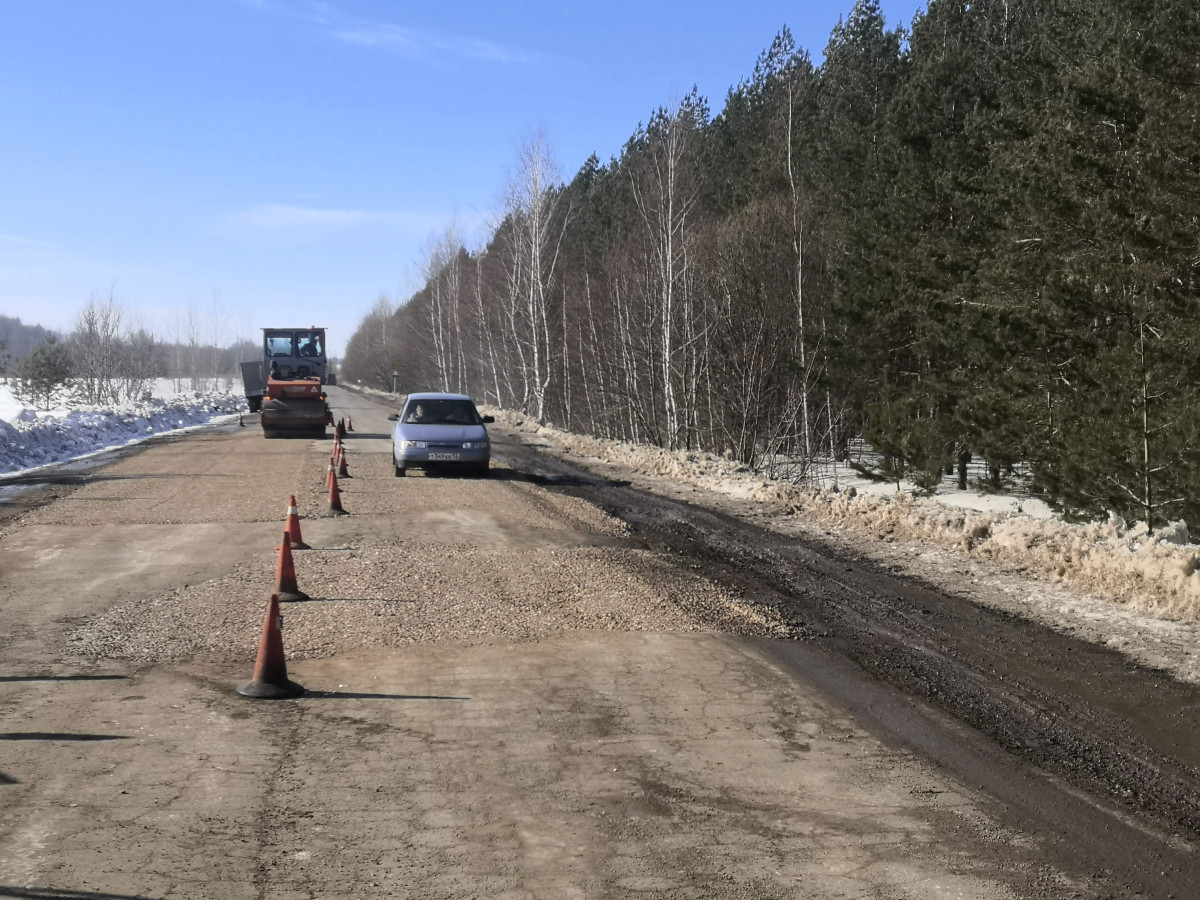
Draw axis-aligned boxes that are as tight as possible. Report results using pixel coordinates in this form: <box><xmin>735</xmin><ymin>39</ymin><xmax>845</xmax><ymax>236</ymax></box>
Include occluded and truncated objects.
<box><xmin>0</xmin><ymin>0</ymin><xmax>922</xmax><ymax>357</ymax></box>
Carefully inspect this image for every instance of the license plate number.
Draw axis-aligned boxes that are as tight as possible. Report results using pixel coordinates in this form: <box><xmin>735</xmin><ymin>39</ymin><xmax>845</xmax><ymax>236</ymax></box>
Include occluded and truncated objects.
<box><xmin>428</xmin><ymin>452</ymin><xmax>461</xmax><ymax>461</ymax></box>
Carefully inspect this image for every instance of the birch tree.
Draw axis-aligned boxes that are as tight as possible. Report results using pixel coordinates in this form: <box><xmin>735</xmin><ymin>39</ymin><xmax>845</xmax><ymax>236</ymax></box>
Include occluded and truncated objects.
<box><xmin>502</xmin><ymin>132</ymin><xmax>569</xmax><ymax>422</ymax></box>
<box><xmin>423</xmin><ymin>226</ymin><xmax>465</xmax><ymax>391</ymax></box>
<box><xmin>342</xmin><ymin>296</ymin><xmax>401</xmax><ymax>390</ymax></box>
<box><xmin>627</xmin><ymin>91</ymin><xmax>708</xmax><ymax>449</ymax></box>
<box><xmin>69</xmin><ymin>295</ymin><xmax>124</xmax><ymax>405</ymax></box>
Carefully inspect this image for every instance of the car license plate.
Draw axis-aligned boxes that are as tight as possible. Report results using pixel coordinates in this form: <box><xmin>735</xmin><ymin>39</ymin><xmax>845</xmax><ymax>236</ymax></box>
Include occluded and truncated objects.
<box><xmin>428</xmin><ymin>452</ymin><xmax>461</xmax><ymax>461</ymax></box>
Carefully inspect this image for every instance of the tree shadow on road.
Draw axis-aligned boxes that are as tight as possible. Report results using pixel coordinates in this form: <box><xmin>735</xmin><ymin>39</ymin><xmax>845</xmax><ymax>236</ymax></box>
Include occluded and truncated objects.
<box><xmin>301</xmin><ymin>690</ymin><xmax>468</xmax><ymax>702</ymax></box>
<box><xmin>0</xmin><ymin>887</ymin><xmax>167</xmax><ymax>899</ymax></box>
<box><xmin>0</xmin><ymin>472</ymin><xmax>188</xmax><ymax>488</ymax></box>
<box><xmin>0</xmin><ymin>733</ymin><xmax>128</xmax><ymax>742</ymax></box>
<box><xmin>479</xmin><ymin>468</ymin><xmax>629</xmax><ymax>489</ymax></box>
<box><xmin>0</xmin><ymin>675</ymin><xmax>127</xmax><ymax>683</ymax></box>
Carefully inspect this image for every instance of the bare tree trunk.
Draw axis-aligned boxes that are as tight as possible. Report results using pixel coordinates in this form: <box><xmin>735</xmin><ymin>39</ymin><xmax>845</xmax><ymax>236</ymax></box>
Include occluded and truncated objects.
<box><xmin>786</xmin><ymin>78</ymin><xmax>812</xmax><ymax>462</ymax></box>
<box><xmin>613</xmin><ymin>275</ymin><xmax>641</xmax><ymax>442</ymax></box>
<box><xmin>560</xmin><ymin>282</ymin><xmax>571</xmax><ymax>425</ymax></box>
<box><xmin>505</xmin><ymin>132</ymin><xmax>569</xmax><ymax>422</ymax></box>
<box><xmin>422</xmin><ymin>227</ymin><xmax>465</xmax><ymax>391</ymax></box>
<box><xmin>70</xmin><ymin>294</ymin><xmax>124</xmax><ymax>405</ymax></box>
<box><xmin>628</xmin><ymin>101</ymin><xmax>701</xmax><ymax>450</ymax></box>
<box><xmin>582</xmin><ymin>271</ymin><xmax>608</xmax><ymax>437</ymax></box>
<box><xmin>501</xmin><ymin>232</ymin><xmax>531</xmax><ymax>410</ymax></box>
<box><xmin>431</xmin><ymin>274</ymin><xmax>449</xmax><ymax>388</ymax></box>
<box><xmin>474</xmin><ymin>263</ymin><xmax>503</xmax><ymax>406</ymax></box>
<box><xmin>449</xmin><ymin>254</ymin><xmax>465</xmax><ymax>393</ymax></box>
<box><xmin>207</xmin><ymin>298</ymin><xmax>227</xmax><ymax>390</ymax></box>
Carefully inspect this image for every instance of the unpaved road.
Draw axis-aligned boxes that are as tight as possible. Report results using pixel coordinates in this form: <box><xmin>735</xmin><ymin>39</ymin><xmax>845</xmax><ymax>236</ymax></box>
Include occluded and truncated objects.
<box><xmin>0</xmin><ymin>385</ymin><xmax>1197</xmax><ymax>899</ymax></box>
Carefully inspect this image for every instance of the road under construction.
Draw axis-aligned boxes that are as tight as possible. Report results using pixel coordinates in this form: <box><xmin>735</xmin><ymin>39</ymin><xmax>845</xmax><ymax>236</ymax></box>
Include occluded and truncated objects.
<box><xmin>0</xmin><ymin>385</ymin><xmax>1197</xmax><ymax>899</ymax></box>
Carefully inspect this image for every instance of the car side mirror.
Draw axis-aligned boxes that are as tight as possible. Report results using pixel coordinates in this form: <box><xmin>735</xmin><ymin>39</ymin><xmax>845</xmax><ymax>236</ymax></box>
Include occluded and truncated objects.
<box><xmin>387</xmin><ymin>413</ymin><xmax>399</xmax><ymax>421</ymax></box>
<box><xmin>482</xmin><ymin>415</ymin><xmax>495</xmax><ymax>424</ymax></box>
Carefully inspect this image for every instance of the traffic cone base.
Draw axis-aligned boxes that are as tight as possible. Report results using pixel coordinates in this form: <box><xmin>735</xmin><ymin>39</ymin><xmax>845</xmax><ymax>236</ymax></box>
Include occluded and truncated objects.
<box><xmin>237</xmin><ymin>594</ymin><xmax>305</xmax><ymax>700</ymax></box>
<box><xmin>237</xmin><ymin>679</ymin><xmax>305</xmax><ymax>699</ymax></box>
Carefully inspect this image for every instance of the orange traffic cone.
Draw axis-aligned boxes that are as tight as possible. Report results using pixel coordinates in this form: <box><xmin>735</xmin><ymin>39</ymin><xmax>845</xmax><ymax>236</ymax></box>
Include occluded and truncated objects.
<box><xmin>274</xmin><ymin>529</ymin><xmax>310</xmax><ymax>602</ymax></box>
<box><xmin>346</xmin><ymin>415</ymin><xmax>354</xmax><ymax>432</ymax></box>
<box><xmin>237</xmin><ymin>593</ymin><xmax>305</xmax><ymax>699</ymax></box>
<box><xmin>325</xmin><ymin>467</ymin><xmax>347</xmax><ymax>516</ymax></box>
<box><xmin>285</xmin><ymin>494</ymin><xmax>310</xmax><ymax>550</ymax></box>
<box><xmin>337</xmin><ymin>446</ymin><xmax>350</xmax><ymax>478</ymax></box>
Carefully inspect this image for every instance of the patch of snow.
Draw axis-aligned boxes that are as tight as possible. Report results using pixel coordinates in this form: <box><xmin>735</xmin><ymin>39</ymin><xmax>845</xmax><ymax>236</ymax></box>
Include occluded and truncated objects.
<box><xmin>0</xmin><ymin>378</ymin><xmax>247</xmax><ymax>477</ymax></box>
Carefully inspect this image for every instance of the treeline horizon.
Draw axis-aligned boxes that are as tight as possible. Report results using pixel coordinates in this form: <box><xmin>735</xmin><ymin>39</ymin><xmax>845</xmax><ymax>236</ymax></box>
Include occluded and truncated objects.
<box><xmin>2</xmin><ymin>301</ymin><xmax>261</xmax><ymax>409</ymax></box>
<box><xmin>343</xmin><ymin>0</ymin><xmax>1200</xmax><ymax>530</ymax></box>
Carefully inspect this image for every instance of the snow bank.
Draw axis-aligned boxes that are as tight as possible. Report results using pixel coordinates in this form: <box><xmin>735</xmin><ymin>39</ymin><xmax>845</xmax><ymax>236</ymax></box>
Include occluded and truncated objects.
<box><xmin>0</xmin><ymin>381</ymin><xmax>246</xmax><ymax>475</ymax></box>
<box><xmin>486</xmin><ymin>409</ymin><xmax>1200</xmax><ymax>625</ymax></box>
<box><xmin>792</xmin><ymin>487</ymin><xmax>1200</xmax><ymax>621</ymax></box>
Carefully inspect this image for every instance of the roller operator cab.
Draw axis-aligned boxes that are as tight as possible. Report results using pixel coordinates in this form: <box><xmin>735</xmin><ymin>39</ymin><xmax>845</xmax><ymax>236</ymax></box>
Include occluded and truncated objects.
<box><xmin>240</xmin><ymin>327</ymin><xmax>334</xmax><ymax>438</ymax></box>
<box><xmin>263</xmin><ymin>328</ymin><xmax>329</xmax><ymax>382</ymax></box>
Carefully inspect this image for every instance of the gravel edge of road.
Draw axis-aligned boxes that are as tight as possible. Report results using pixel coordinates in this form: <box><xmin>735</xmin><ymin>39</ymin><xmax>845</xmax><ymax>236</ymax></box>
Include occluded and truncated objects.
<box><xmin>488</xmin><ymin>414</ymin><xmax>1200</xmax><ymax>687</ymax></box>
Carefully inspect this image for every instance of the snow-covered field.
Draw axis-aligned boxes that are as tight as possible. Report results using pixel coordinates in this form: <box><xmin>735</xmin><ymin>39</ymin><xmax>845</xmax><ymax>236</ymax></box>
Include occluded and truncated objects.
<box><xmin>0</xmin><ymin>378</ymin><xmax>246</xmax><ymax>476</ymax></box>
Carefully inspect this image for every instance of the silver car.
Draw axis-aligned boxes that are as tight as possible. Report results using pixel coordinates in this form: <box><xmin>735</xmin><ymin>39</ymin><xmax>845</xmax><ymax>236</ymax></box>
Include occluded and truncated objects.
<box><xmin>388</xmin><ymin>392</ymin><xmax>494</xmax><ymax>477</ymax></box>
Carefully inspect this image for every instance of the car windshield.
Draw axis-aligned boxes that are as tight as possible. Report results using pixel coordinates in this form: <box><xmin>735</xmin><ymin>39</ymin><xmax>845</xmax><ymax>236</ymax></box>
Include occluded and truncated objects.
<box><xmin>403</xmin><ymin>399</ymin><xmax>479</xmax><ymax>425</ymax></box>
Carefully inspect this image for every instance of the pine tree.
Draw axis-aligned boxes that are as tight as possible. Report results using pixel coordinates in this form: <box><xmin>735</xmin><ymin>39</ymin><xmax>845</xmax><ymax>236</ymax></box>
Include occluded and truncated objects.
<box><xmin>976</xmin><ymin>0</ymin><xmax>1200</xmax><ymax>527</ymax></box>
<box><xmin>13</xmin><ymin>336</ymin><xmax>72</xmax><ymax>410</ymax></box>
<box><xmin>870</xmin><ymin>0</ymin><xmax>1027</xmax><ymax>486</ymax></box>
<box><xmin>819</xmin><ymin>0</ymin><xmax>916</xmax><ymax>474</ymax></box>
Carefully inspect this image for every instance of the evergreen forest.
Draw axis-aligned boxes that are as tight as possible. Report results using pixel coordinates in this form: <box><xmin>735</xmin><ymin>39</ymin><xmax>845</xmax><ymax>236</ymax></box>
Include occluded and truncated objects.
<box><xmin>342</xmin><ymin>0</ymin><xmax>1200</xmax><ymax>531</ymax></box>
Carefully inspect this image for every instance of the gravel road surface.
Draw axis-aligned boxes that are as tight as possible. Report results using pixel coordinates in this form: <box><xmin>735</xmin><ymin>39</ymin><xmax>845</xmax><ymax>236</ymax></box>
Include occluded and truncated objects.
<box><xmin>0</xmin><ymin>385</ymin><xmax>1196</xmax><ymax>898</ymax></box>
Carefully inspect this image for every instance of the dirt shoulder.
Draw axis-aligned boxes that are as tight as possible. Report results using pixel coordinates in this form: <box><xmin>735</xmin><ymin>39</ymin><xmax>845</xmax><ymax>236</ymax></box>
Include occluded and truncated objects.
<box><xmin>494</xmin><ymin>413</ymin><xmax>1200</xmax><ymax>686</ymax></box>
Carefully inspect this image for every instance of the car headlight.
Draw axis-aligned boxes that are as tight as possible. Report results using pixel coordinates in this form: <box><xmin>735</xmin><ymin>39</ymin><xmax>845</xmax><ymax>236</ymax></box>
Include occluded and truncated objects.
<box><xmin>400</xmin><ymin>440</ymin><xmax>427</xmax><ymax>449</ymax></box>
<box><xmin>461</xmin><ymin>441</ymin><xmax>489</xmax><ymax>450</ymax></box>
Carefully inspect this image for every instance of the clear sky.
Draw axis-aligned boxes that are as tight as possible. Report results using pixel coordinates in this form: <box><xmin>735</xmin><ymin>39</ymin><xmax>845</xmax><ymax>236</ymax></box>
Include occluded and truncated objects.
<box><xmin>0</xmin><ymin>0</ymin><xmax>922</xmax><ymax>357</ymax></box>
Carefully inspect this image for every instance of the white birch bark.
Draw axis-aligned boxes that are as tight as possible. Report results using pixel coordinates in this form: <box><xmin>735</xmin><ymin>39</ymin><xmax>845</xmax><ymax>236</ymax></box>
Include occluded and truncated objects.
<box><xmin>628</xmin><ymin>101</ymin><xmax>701</xmax><ymax>450</ymax></box>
